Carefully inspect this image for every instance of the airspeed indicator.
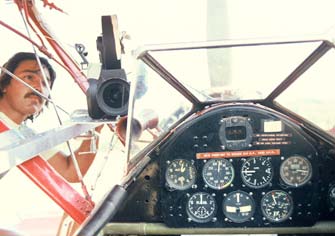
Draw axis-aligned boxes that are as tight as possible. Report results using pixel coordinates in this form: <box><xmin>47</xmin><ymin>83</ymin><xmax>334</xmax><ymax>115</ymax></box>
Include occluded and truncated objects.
<box><xmin>202</xmin><ymin>159</ymin><xmax>234</xmax><ymax>190</ymax></box>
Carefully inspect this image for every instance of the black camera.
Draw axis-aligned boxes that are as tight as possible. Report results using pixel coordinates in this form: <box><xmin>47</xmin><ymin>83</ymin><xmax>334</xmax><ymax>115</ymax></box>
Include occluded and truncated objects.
<box><xmin>86</xmin><ymin>15</ymin><xmax>130</xmax><ymax>119</ymax></box>
<box><xmin>87</xmin><ymin>69</ymin><xmax>129</xmax><ymax>119</ymax></box>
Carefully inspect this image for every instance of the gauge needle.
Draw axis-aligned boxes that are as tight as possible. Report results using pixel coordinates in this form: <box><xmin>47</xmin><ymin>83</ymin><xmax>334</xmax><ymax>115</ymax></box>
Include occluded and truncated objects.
<box><xmin>242</xmin><ymin>170</ymin><xmax>256</xmax><ymax>173</ymax></box>
<box><xmin>178</xmin><ymin>176</ymin><xmax>185</xmax><ymax>185</ymax></box>
<box><xmin>272</xmin><ymin>193</ymin><xmax>277</xmax><ymax>204</ymax></box>
<box><xmin>236</xmin><ymin>193</ymin><xmax>240</xmax><ymax>203</ymax></box>
<box><xmin>180</xmin><ymin>163</ymin><xmax>185</xmax><ymax>172</ymax></box>
<box><xmin>296</xmin><ymin>169</ymin><xmax>308</xmax><ymax>173</ymax></box>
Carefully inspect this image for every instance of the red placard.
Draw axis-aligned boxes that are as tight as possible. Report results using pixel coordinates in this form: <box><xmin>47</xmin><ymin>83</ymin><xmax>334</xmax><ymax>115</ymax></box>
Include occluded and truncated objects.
<box><xmin>196</xmin><ymin>149</ymin><xmax>281</xmax><ymax>159</ymax></box>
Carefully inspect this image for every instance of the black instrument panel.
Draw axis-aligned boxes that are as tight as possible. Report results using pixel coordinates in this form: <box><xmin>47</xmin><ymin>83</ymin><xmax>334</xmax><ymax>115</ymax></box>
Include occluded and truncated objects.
<box><xmin>112</xmin><ymin>104</ymin><xmax>335</xmax><ymax>230</ymax></box>
<box><xmin>159</xmin><ymin>105</ymin><xmax>320</xmax><ymax>227</ymax></box>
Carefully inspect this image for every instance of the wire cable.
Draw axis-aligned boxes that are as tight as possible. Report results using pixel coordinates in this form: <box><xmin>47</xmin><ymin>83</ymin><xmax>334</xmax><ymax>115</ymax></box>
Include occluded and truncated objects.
<box><xmin>17</xmin><ymin>5</ymin><xmax>91</xmax><ymax>199</ymax></box>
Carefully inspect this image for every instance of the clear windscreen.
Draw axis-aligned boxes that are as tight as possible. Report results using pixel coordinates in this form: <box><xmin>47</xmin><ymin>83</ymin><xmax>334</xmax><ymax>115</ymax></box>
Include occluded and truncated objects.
<box><xmin>125</xmin><ymin>61</ymin><xmax>193</xmax><ymax>163</ymax></box>
<box><xmin>125</xmin><ymin>40</ymin><xmax>335</xmax><ymax>164</ymax></box>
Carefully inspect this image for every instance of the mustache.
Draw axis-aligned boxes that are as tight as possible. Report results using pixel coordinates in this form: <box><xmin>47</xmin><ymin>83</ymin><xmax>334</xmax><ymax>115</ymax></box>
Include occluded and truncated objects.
<box><xmin>24</xmin><ymin>92</ymin><xmax>43</xmax><ymax>103</ymax></box>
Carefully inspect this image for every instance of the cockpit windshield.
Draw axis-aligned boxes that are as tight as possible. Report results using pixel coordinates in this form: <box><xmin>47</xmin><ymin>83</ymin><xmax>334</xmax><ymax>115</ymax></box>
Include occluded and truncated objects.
<box><xmin>126</xmin><ymin>39</ymin><xmax>335</xmax><ymax>164</ymax></box>
<box><xmin>146</xmin><ymin>41</ymin><xmax>319</xmax><ymax>101</ymax></box>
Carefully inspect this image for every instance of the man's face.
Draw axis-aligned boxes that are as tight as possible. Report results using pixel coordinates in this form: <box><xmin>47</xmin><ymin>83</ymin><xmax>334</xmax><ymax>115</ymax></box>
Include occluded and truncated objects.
<box><xmin>2</xmin><ymin>59</ymin><xmax>51</xmax><ymax>121</ymax></box>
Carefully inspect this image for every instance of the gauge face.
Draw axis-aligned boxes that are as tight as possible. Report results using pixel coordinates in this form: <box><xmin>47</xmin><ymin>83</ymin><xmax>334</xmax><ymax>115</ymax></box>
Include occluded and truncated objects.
<box><xmin>165</xmin><ymin>159</ymin><xmax>196</xmax><ymax>190</ymax></box>
<box><xmin>202</xmin><ymin>159</ymin><xmax>234</xmax><ymax>190</ymax></box>
<box><xmin>222</xmin><ymin>190</ymin><xmax>255</xmax><ymax>223</ymax></box>
<box><xmin>261</xmin><ymin>190</ymin><xmax>293</xmax><ymax>222</ymax></box>
<box><xmin>241</xmin><ymin>156</ymin><xmax>273</xmax><ymax>188</ymax></box>
<box><xmin>280</xmin><ymin>155</ymin><xmax>312</xmax><ymax>187</ymax></box>
<box><xmin>186</xmin><ymin>192</ymin><xmax>217</xmax><ymax>223</ymax></box>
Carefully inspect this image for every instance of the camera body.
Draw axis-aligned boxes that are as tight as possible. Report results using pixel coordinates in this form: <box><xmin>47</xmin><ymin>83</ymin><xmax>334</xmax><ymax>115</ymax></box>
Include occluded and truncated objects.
<box><xmin>87</xmin><ymin>69</ymin><xmax>130</xmax><ymax>119</ymax></box>
<box><xmin>86</xmin><ymin>15</ymin><xmax>130</xmax><ymax>120</ymax></box>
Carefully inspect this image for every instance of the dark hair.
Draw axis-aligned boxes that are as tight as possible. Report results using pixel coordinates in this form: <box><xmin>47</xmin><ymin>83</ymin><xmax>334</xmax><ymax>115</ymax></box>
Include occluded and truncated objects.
<box><xmin>0</xmin><ymin>52</ymin><xmax>56</xmax><ymax>98</ymax></box>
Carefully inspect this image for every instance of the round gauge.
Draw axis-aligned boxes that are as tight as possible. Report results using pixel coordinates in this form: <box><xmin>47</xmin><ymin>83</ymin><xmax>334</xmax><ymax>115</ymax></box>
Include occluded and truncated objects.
<box><xmin>280</xmin><ymin>155</ymin><xmax>312</xmax><ymax>187</ymax></box>
<box><xmin>241</xmin><ymin>156</ymin><xmax>273</xmax><ymax>188</ymax></box>
<box><xmin>165</xmin><ymin>159</ymin><xmax>196</xmax><ymax>190</ymax></box>
<box><xmin>186</xmin><ymin>192</ymin><xmax>217</xmax><ymax>223</ymax></box>
<box><xmin>202</xmin><ymin>159</ymin><xmax>234</xmax><ymax>190</ymax></box>
<box><xmin>222</xmin><ymin>190</ymin><xmax>255</xmax><ymax>223</ymax></box>
<box><xmin>219</xmin><ymin>116</ymin><xmax>253</xmax><ymax>151</ymax></box>
<box><xmin>261</xmin><ymin>190</ymin><xmax>293</xmax><ymax>222</ymax></box>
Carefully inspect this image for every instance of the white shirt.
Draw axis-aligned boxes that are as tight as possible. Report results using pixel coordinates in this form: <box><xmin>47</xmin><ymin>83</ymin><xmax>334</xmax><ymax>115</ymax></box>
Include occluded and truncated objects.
<box><xmin>0</xmin><ymin>111</ymin><xmax>19</xmax><ymax>129</ymax></box>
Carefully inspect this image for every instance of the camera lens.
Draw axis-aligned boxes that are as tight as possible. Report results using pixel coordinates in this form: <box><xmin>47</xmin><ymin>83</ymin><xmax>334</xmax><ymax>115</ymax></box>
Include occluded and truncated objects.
<box><xmin>97</xmin><ymin>78</ymin><xmax>130</xmax><ymax>117</ymax></box>
<box><xmin>103</xmin><ymin>83</ymin><xmax>129</xmax><ymax>108</ymax></box>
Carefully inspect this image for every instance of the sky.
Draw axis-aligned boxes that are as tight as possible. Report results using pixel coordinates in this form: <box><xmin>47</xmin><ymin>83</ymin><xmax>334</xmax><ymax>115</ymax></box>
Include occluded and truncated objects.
<box><xmin>1</xmin><ymin>0</ymin><xmax>335</xmax><ymax>232</ymax></box>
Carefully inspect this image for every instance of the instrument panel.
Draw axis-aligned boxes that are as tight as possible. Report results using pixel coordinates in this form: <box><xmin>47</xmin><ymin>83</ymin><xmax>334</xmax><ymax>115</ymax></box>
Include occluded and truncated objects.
<box><xmin>159</xmin><ymin>105</ymin><xmax>320</xmax><ymax>227</ymax></box>
<box><xmin>112</xmin><ymin>104</ymin><xmax>335</xmax><ymax>231</ymax></box>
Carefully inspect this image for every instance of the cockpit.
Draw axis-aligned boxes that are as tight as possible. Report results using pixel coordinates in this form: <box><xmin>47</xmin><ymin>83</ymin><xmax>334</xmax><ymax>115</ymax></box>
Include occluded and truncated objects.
<box><xmin>93</xmin><ymin>38</ymin><xmax>335</xmax><ymax>235</ymax></box>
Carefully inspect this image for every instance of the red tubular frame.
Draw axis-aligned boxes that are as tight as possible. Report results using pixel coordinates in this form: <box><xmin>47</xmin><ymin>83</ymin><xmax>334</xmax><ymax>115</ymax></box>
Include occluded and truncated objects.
<box><xmin>0</xmin><ymin>121</ymin><xmax>94</xmax><ymax>224</ymax></box>
<box><xmin>0</xmin><ymin>0</ymin><xmax>96</xmax><ymax>224</ymax></box>
<box><xmin>15</xmin><ymin>0</ymin><xmax>89</xmax><ymax>93</ymax></box>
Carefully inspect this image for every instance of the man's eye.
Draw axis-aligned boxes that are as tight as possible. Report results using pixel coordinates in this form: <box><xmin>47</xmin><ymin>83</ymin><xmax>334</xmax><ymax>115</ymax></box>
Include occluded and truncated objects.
<box><xmin>23</xmin><ymin>74</ymin><xmax>34</xmax><ymax>80</ymax></box>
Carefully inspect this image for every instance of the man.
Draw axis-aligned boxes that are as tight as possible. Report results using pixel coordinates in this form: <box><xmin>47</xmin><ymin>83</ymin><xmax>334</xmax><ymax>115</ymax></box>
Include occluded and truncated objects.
<box><xmin>0</xmin><ymin>52</ymin><xmax>100</xmax><ymax>183</ymax></box>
